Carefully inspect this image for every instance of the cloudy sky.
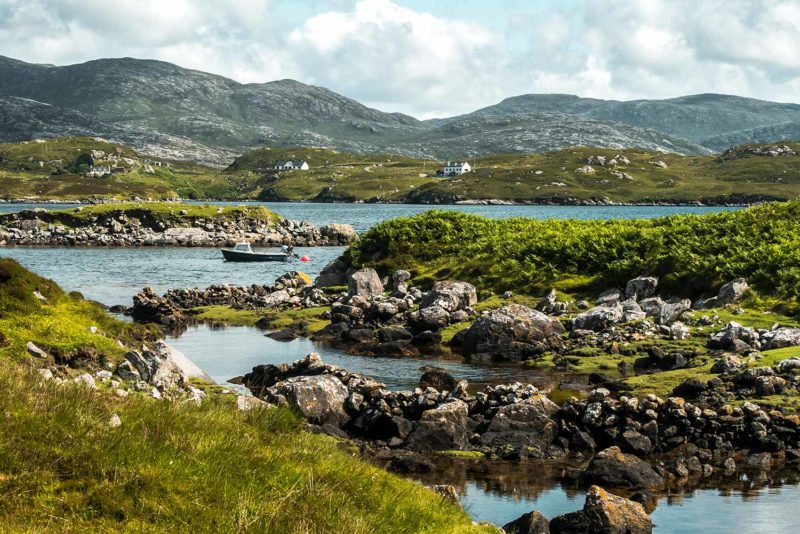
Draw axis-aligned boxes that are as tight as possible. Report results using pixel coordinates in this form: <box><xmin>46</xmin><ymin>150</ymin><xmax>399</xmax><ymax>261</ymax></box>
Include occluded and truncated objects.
<box><xmin>1</xmin><ymin>0</ymin><xmax>799</xmax><ymax>118</ymax></box>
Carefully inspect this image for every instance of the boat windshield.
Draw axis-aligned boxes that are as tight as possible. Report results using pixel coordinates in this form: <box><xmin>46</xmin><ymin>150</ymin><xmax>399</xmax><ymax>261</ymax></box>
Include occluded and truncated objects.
<box><xmin>233</xmin><ymin>242</ymin><xmax>252</xmax><ymax>253</ymax></box>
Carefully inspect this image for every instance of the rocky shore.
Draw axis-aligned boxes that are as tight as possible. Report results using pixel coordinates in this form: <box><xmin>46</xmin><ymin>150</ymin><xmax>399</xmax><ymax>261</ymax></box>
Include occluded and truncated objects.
<box><xmin>0</xmin><ymin>206</ymin><xmax>356</xmax><ymax>247</ymax></box>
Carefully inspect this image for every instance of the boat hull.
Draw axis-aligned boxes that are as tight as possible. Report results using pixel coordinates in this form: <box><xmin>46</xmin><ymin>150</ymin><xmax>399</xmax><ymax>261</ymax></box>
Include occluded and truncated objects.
<box><xmin>221</xmin><ymin>249</ymin><xmax>289</xmax><ymax>262</ymax></box>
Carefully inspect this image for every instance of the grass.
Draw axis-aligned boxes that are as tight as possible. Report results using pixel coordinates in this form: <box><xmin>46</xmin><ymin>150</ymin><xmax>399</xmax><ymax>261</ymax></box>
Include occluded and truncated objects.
<box><xmin>4</xmin><ymin>137</ymin><xmax>800</xmax><ymax>203</ymax></box>
<box><xmin>190</xmin><ymin>305</ymin><xmax>264</xmax><ymax>326</ymax></box>
<box><xmin>350</xmin><ymin>201</ymin><xmax>800</xmax><ymax>309</ymax></box>
<box><xmin>0</xmin><ymin>362</ymin><xmax>489</xmax><ymax>533</ymax></box>
<box><xmin>261</xmin><ymin>306</ymin><xmax>332</xmax><ymax>335</ymax></box>
<box><xmin>0</xmin><ymin>257</ymin><xmax>488</xmax><ymax>532</ymax></box>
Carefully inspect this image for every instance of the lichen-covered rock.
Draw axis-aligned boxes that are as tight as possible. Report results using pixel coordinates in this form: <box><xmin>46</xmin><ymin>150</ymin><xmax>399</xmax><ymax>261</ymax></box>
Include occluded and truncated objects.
<box><xmin>625</xmin><ymin>276</ymin><xmax>658</xmax><ymax>300</ymax></box>
<box><xmin>461</xmin><ymin>304</ymin><xmax>565</xmax><ymax>361</ymax></box>
<box><xmin>479</xmin><ymin>396</ymin><xmax>559</xmax><ymax>452</ymax></box>
<box><xmin>718</xmin><ymin>278</ymin><xmax>749</xmax><ymax>305</ymax></box>
<box><xmin>571</xmin><ymin>303</ymin><xmax>623</xmax><ymax>331</ymax></box>
<box><xmin>268</xmin><ymin>374</ymin><xmax>350</xmax><ymax>426</ymax></box>
<box><xmin>503</xmin><ymin>510</ymin><xmax>551</xmax><ymax>534</ymax></box>
<box><xmin>419</xmin><ymin>280</ymin><xmax>477</xmax><ymax>313</ymax></box>
<box><xmin>550</xmin><ymin>486</ymin><xmax>652</xmax><ymax>534</ymax></box>
<box><xmin>347</xmin><ymin>268</ymin><xmax>384</xmax><ymax>297</ymax></box>
<box><xmin>764</xmin><ymin>327</ymin><xmax>800</xmax><ymax>349</ymax></box>
<box><xmin>404</xmin><ymin>400</ymin><xmax>469</xmax><ymax>451</ymax></box>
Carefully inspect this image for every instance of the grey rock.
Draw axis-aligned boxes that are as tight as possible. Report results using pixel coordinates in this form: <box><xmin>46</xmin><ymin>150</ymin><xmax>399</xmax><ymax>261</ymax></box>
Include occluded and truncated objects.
<box><xmin>404</xmin><ymin>400</ymin><xmax>469</xmax><ymax>452</ymax></box>
<box><xmin>625</xmin><ymin>276</ymin><xmax>658</xmax><ymax>300</ymax></box>
<box><xmin>347</xmin><ymin>268</ymin><xmax>384</xmax><ymax>298</ymax></box>
<box><xmin>419</xmin><ymin>280</ymin><xmax>477</xmax><ymax>313</ymax></box>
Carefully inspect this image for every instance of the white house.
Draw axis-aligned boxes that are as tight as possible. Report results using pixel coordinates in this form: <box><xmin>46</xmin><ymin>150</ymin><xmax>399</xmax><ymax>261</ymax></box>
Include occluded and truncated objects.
<box><xmin>443</xmin><ymin>161</ymin><xmax>471</xmax><ymax>176</ymax></box>
<box><xmin>274</xmin><ymin>159</ymin><xmax>309</xmax><ymax>171</ymax></box>
<box><xmin>86</xmin><ymin>165</ymin><xmax>111</xmax><ymax>177</ymax></box>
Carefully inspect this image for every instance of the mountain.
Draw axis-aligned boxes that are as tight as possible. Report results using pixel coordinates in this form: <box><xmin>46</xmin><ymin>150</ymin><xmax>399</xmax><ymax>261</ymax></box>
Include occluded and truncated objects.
<box><xmin>455</xmin><ymin>93</ymin><xmax>800</xmax><ymax>151</ymax></box>
<box><xmin>0</xmin><ymin>55</ymin><xmax>798</xmax><ymax>164</ymax></box>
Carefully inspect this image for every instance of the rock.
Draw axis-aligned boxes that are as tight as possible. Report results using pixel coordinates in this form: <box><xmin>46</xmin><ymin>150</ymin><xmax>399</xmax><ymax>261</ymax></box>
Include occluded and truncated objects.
<box><xmin>404</xmin><ymin>400</ymin><xmax>469</xmax><ymax>452</ymax></box>
<box><xmin>571</xmin><ymin>303</ymin><xmax>623</xmax><ymax>331</ymax></box>
<box><xmin>269</xmin><ymin>374</ymin><xmax>350</xmax><ymax>426</ymax></box>
<box><xmin>625</xmin><ymin>277</ymin><xmax>658</xmax><ymax>300</ymax></box>
<box><xmin>582</xmin><ymin>447</ymin><xmax>665</xmax><ymax>490</ymax></box>
<box><xmin>38</xmin><ymin>368</ymin><xmax>53</xmax><ymax>380</ymax></box>
<box><xmin>550</xmin><ymin>485</ymin><xmax>652</xmax><ymax>534</ymax></box>
<box><xmin>237</xmin><ymin>395</ymin><xmax>269</xmax><ymax>412</ymax></box>
<box><xmin>745</xmin><ymin>452</ymin><xmax>772</xmax><ymax>469</ymax></box>
<box><xmin>73</xmin><ymin>373</ymin><xmax>96</xmax><ymax>389</ymax></box>
<box><xmin>267</xmin><ymin>329</ymin><xmax>297</xmax><ymax>341</ymax></box>
<box><xmin>384</xmin><ymin>450</ymin><xmax>435</xmax><ymax>473</ymax></box>
<box><xmin>575</xmin><ymin>165</ymin><xmax>595</xmax><ymax>174</ymax></box>
<box><xmin>419</xmin><ymin>281</ymin><xmax>477</xmax><ymax>313</ymax></box>
<box><xmin>670</xmin><ymin>322</ymin><xmax>690</xmax><ymax>340</ymax></box>
<box><xmin>26</xmin><ymin>341</ymin><xmax>47</xmax><ymax>358</ymax></box>
<box><xmin>318</xmin><ymin>223</ymin><xmax>357</xmax><ymax>245</ymax></box>
<box><xmin>347</xmin><ymin>268</ymin><xmax>384</xmax><ymax>297</ymax></box>
<box><xmin>657</xmin><ymin>298</ymin><xmax>691</xmax><ymax>325</ymax></box>
<box><xmin>617</xmin><ymin>430</ymin><xmax>653</xmax><ymax>455</ymax></box>
<box><xmin>409</xmin><ymin>305</ymin><xmax>451</xmax><ymax>331</ymax></box>
<box><xmin>503</xmin><ymin>510</ymin><xmax>550</xmax><ymax>534</ymax></box>
<box><xmin>764</xmin><ymin>327</ymin><xmax>800</xmax><ymax>349</ymax></box>
<box><xmin>596</xmin><ymin>289</ymin><xmax>623</xmax><ymax>305</ymax></box>
<box><xmin>777</xmin><ymin>358</ymin><xmax>800</xmax><ymax>373</ymax></box>
<box><xmin>377</xmin><ymin>326</ymin><xmax>414</xmax><ymax>342</ymax></box>
<box><xmin>125</xmin><ymin>342</ymin><xmax>196</xmax><ymax>390</ymax></box>
<box><xmin>461</xmin><ymin>304</ymin><xmax>565</xmax><ymax>361</ymax></box>
<box><xmin>315</xmin><ymin>257</ymin><xmax>350</xmax><ymax>287</ymax></box>
<box><xmin>621</xmin><ymin>299</ymin><xmax>647</xmax><ymax>322</ymax></box>
<box><xmin>108</xmin><ymin>414</ymin><xmax>122</xmax><ymax>428</ymax></box>
<box><xmin>717</xmin><ymin>278</ymin><xmax>749</xmax><ymax>305</ymax></box>
<box><xmin>419</xmin><ymin>368</ymin><xmax>457</xmax><ymax>391</ymax></box>
<box><xmin>479</xmin><ymin>396</ymin><xmax>559</xmax><ymax>453</ymax></box>
<box><xmin>649</xmin><ymin>160</ymin><xmax>668</xmax><ymax>168</ymax></box>
<box><xmin>672</xmin><ymin>378</ymin><xmax>706</xmax><ymax>398</ymax></box>
<box><xmin>710</xmin><ymin>353</ymin><xmax>744</xmax><ymax>374</ymax></box>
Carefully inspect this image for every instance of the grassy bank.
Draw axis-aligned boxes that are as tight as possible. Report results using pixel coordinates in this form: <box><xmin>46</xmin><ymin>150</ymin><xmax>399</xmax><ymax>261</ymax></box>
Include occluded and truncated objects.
<box><xmin>350</xmin><ymin>200</ymin><xmax>800</xmax><ymax>308</ymax></box>
<box><xmin>0</xmin><ymin>258</ymin><xmax>487</xmax><ymax>532</ymax></box>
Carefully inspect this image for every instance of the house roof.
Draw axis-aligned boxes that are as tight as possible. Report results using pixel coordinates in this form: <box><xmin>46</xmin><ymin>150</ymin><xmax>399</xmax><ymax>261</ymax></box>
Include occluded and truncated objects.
<box><xmin>275</xmin><ymin>159</ymin><xmax>308</xmax><ymax>167</ymax></box>
<box><xmin>445</xmin><ymin>161</ymin><xmax>469</xmax><ymax>166</ymax></box>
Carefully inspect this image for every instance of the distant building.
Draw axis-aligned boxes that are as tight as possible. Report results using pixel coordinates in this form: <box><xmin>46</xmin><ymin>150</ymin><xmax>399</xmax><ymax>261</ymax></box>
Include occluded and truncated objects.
<box><xmin>86</xmin><ymin>165</ymin><xmax>111</xmax><ymax>177</ymax></box>
<box><xmin>443</xmin><ymin>161</ymin><xmax>471</xmax><ymax>176</ymax></box>
<box><xmin>274</xmin><ymin>160</ymin><xmax>309</xmax><ymax>171</ymax></box>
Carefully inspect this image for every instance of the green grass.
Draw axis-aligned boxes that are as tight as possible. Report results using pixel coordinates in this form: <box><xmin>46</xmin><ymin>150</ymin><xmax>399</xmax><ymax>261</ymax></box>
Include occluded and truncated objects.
<box><xmin>350</xmin><ymin>201</ymin><xmax>800</xmax><ymax>309</ymax></box>
<box><xmin>0</xmin><ymin>362</ymin><xmax>487</xmax><ymax>533</ymax></box>
<box><xmin>260</xmin><ymin>306</ymin><xmax>332</xmax><ymax>335</ymax></box>
<box><xmin>0</xmin><ymin>257</ymin><xmax>487</xmax><ymax>532</ymax></box>
<box><xmin>190</xmin><ymin>305</ymin><xmax>264</xmax><ymax>326</ymax></box>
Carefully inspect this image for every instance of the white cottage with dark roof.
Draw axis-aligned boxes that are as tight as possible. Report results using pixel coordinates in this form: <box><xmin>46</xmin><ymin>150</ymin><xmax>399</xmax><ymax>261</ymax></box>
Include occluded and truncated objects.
<box><xmin>443</xmin><ymin>161</ymin><xmax>471</xmax><ymax>175</ymax></box>
<box><xmin>274</xmin><ymin>159</ymin><xmax>309</xmax><ymax>171</ymax></box>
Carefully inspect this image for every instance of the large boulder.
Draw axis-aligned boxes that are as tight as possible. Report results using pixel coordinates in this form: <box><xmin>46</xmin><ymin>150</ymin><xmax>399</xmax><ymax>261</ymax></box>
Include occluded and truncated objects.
<box><xmin>581</xmin><ymin>447</ymin><xmax>665</xmax><ymax>491</ymax></box>
<box><xmin>123</xmin><ymin>341</ymin><xmax>210</xmax><ymax>390</ymax></box>
<box><xmin>404</xmin><ymin>400</ymin><xmax>469</xmax><ymax>452</ymax></box>
<box><xmin>461</xmin><ymin>304</ymin><xmax>565</xmax><ymax>361</ymax></box>
<box><xmin>571</xmin><ymin>303</ymin><xmax>623</xmax><ymax>331</ymax></box>
<box><xmin>347</xmin><ymin>268</ymin><xmax>384</xmax><ymax>297</ymax></box>
<box><xmin>408</xmin><ymin>305</ymin><xmax>451</xmax><ymax>331</ymax></box>
<box><xmin>267</xmin><ymin>374</ymin><xmax>350</xmax><ymax>427</ymax></box>
<box><xmin>419</xmin><ymin>281</ymin><xmax>477</xmax><ymax>313</ymax></box>
<box><xmin>319</xmin><ymin>223</ymin><xmax>357</xmax><ymax>245</ymax></box>
<box><xmin>315</xmin><ymin>257</ymin><xmax>350</xmax><ymax>287</ymax></box>
<box><xmin>657</xmin><ymin>298</ymin><xmax>691</xmax><ymax>325</ymax></box>
<box><xmin>479</xmin><ymin>396</ymin><xmax>559</xmax><ymax>453</ymax></box>
<box><xmin>550</xmin><ymin>486</ymin><xmax>652</xmax><ymax>534</ymax></box>
<box><xmin>625</xmin><ymin>276</ymin><xmax>658</xmax><ymax>300</ymax></box>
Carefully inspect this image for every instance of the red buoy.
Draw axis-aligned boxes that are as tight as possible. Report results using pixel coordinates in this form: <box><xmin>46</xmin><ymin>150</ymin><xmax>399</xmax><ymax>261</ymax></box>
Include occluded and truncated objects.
<box><xmin>300</xmin><ymin>255</ymin><xmax>310</xmax><ymax>262</ymax></box>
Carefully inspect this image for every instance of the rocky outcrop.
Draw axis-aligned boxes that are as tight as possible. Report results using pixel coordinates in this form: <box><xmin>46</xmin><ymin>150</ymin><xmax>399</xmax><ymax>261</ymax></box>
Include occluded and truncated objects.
<box><xmin>0</xmin><ymin>208</ymin><xmax>356</xmax><ymax>247</ymax></box>
<box><xmin>266</xmin><ymin>374</ymin><xmax>350</xmax><ymax>426</ymax></box>
<box><xmin>404</xmin><ymin>400</ymin><xmax>470</xmax><ymax>451</ymax></box>
<box><xmin>694</xmin><ymin>278</ymin><xmax>749</xmax><ymax>309</ymax></box>
<box><xmin>581</xmin><ymin>447</ymin><xmax>664</xmax><ymax>490</ymax></box>
<box><xmin>549</xmin><ymin>486</ymin><xmax>652</xmax><ymax>534</ymax></box>
<box><xmin>461</xmin><ymin>304</ymin><xmax>565</xmax><ymax>361</ymax></box>
<box><xmin>503</xmin><ymin>511</ymin><xmax>551</xmax><ymax>534</ymax></box>
<box><xmin>419</xmin><ymin>281</ymin><xmax>477</xmax><ymax>312</ymax></box>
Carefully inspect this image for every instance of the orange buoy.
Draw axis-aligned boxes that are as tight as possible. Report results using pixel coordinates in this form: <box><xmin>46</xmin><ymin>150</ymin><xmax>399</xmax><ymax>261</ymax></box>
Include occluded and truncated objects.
<box><xmin>300</xmin><ymin>255</ymin><xmax>310</xmax><ymax>262</ymax></box>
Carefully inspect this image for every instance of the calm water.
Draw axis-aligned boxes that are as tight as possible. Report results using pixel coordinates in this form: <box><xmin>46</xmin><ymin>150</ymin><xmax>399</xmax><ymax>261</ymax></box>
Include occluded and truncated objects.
<box><xmin>4</xmin><ymin>201</ymin><xmax>795</xmax><ymax>532</ymax></box>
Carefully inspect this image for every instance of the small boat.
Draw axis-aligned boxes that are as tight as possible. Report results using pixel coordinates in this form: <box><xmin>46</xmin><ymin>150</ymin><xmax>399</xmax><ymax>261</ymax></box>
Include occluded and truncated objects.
<box><xmin>221</xmin><ymin>242</ymin><xmax>293</xmax><ymax>262</ymax></box>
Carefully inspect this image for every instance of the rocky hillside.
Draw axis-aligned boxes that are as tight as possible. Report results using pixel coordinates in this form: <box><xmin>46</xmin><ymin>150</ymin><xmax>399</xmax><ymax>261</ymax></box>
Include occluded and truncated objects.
<box><xmin>6</xmin><ymin>56</ymin><xmax>799</xmax><ymax>163</ymax></box>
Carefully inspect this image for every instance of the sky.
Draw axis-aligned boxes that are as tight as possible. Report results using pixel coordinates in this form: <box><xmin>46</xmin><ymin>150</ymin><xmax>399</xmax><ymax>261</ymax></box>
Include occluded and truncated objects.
<box><xmin>1</xmin><ymin>0</ymin><xmax>799</xmax><ymax>118</ymax></box>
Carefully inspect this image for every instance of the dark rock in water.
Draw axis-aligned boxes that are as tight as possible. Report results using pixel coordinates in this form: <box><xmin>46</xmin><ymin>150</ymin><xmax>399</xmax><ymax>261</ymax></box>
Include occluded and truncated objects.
<box><xmin>550</xmin><ymin>485</ymin><xmax>653</xmax><ymax>534</ymax></box>
<box><xmin>503</xmin><ymin>510</ymin><xmax>551</xmax><ymax>534</ymax></box>
<box><xmin>582</xmin><ymin>447</ymin><xmax>665</xmax><ymax>490</ymax></box>
<box><xmin>266</xmin><ymin>329</ymin><xmax>297</xmax><ymax>341</ymax></box>
<box><xmin>314</xmin><ymin>321</ymin><xmax>350</xmax><ymax>339</ymax></box>
<box><xmin>377</xmin><ymin>325</ymin><xmax>413</xmax><ymax>342</ymax></box>
<box><xmin>461</xmin><ymin>304</ymin><xmax>565</xmax><ymax>361</ymax></box>
<box><xmin>369</xmin><ymin>340</ymin><xmax>421</xmax><ymax>357</ymax></box>
<box><xmin>630</xmin><ymin>491</ymin><xmax>658</xmax><ymax>514</ymax></box>
<box><xmin>404</xmin><ymin>400</ymin><xmax>469</xmax><ymax>452</ymax></box>
<box><xmin>419</xmin><ymin>368</ymin><xmax>457</xmax><ymax>391</ymax></box>
<box><xmin>108</xmin><ymin>304</ymin><xmax>128</xmax><ymax>314</ymax></box>
<box><xmin>412</xmin><ymin>330</ymin><xmax>442</xmax><ymax>347</ymax></box>
<box><xmin>672</xmin><ymin>377</ymin><xmax>706</xmax><ymax>398</ymax></box>
<box><xmin>449</xmin><ymin>328</ymin><xmax>468</xmax><ymax>347</ymax></box>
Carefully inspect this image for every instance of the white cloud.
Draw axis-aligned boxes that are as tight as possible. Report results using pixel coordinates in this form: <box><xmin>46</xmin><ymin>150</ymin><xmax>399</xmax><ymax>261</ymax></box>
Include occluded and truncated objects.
<box><xmin>1</xmin><ymin>0</ymin><xmax>800</xmax><ymax>116</ymax></box>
